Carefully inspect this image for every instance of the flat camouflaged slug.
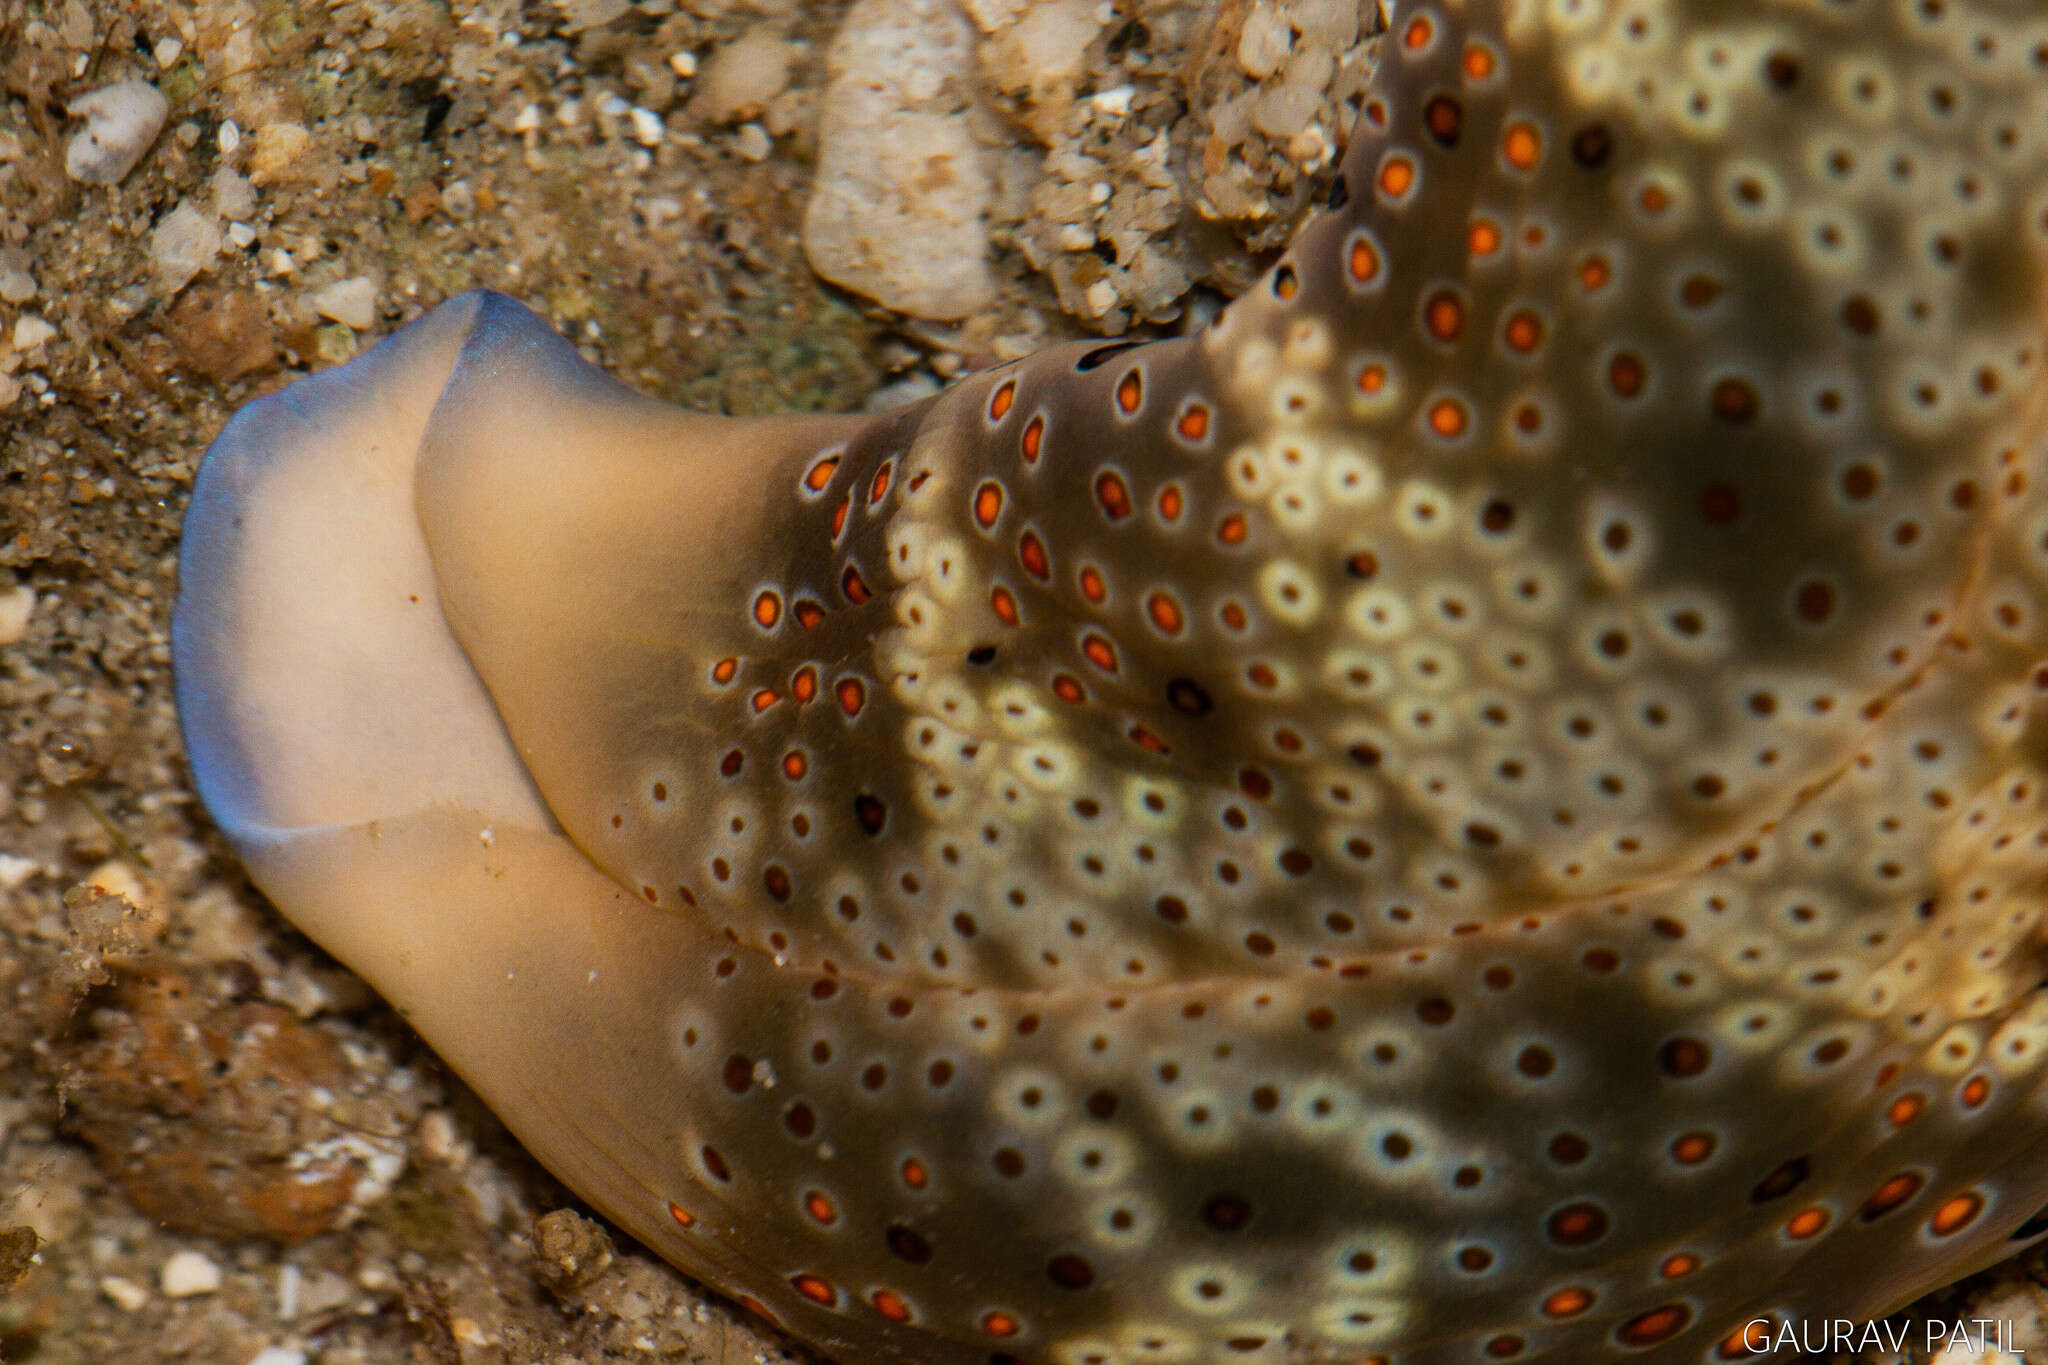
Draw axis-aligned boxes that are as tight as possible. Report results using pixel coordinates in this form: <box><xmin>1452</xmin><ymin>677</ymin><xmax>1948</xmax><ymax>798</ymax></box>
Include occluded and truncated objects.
<box><xmin>173</xmin><ymin>1</ymin><xmax>2048</xmax><ymax>1362</ymax></box>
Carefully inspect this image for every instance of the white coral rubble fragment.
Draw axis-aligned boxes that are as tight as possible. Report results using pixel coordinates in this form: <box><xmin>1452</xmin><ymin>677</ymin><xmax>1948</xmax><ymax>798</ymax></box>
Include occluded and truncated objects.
<box><xmin>64</xmin><ymin>81</ymin><xmax>170</xmax><ymax>185</ymax></box>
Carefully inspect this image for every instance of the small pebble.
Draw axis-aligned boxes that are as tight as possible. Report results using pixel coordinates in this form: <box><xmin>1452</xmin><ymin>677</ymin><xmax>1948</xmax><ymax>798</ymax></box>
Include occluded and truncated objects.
<box><xmin>1236</xmin><ymin>3</ymin><xmax>1294</xmax><ymax>80</ymax></box>
<box><xmin>150</xmin><ymin>200</ymin><xmax>222</xmax><ymax>295</ymax></box>
<box><xmin>0</xmin><ymin>584</ymin><xmax>33</xmax><ymax>644</ymax></box>
<box><xmin>248</xmin><ymin>123</ymin><xmax>313</xmax><ymax>186</ymax></box>
<box><xmin>64</xmin><ymin>81</ymin><xmax>169</xmax><ymax>185</ymax></box>
<box><xmin>100</xmin><ymin>1275</ymin><xmax>150</xmax><ymax>1311</ymax></box>
<box><xmin>160</xmin><ymin>1249</ymin><xmax>222</xmax><ymax>1297</ymax></box>
<box><xmin>733</xmin><ymin>123</ymin><xmax>772</xmax><ymax>161</ymax></box>
<box><xmin>0</xmin><ymin>247</ymin><xmax>36</xmax><ymax>303</ymax></box>
<box><xmin>310</xmin><ymin>277</ymin><xmax>378</xmax><ymax>331</ymax></box>
<box><xmin>628</xmin><ymin>106</ymin><xmax>666</xmax><ymax>147</ymax></box>
<box><xmin>245</xmin><ymin>1349</ymin><xmax>308</xmax><ymax>1365</ymax></box>
<box><xmin>153</xmin><ymin>37</ymin><xmax>183</xmax><ymax>69</ymax></box>
<box><xmin>689</xmin><ymin>28</ymin><xmax>794</xmax><ymax>124</ymax></box>
<box><xmin>9</xmin><ymin>315</ymin><xmax>55</xmax><ymax>352</ymax></box>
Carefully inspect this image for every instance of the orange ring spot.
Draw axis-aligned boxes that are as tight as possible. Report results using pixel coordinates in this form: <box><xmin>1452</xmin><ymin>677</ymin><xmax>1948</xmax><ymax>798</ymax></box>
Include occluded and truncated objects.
<box><xmin>842</xmin><ymin>565</ymin><xmax>872</xmax><ymax>604</ymax></box>
<box><xmin>1860</xmin><ymin>1171</ymin><xmax>1924</xmax><ymax>1219</ymax></box>
<box><xmin>830</xmin><ymin>497</ymin><xmax>849</xmax><ymax>539</ymax></box>
<box><xmin>1403</xmin><ymin>14</ymin><xmax>1432</xmax><ymax>48</ymax></box>
<box><xmin>1887</xmin><ymin>1092</ymin><xmax>1925</xmax><ymax>1126</ymax></box>
<box><xmin>1157</xmin><ymin>485</ymin><xmax>1183</xmax><ymax>522</ymax></box>
<box><xmin>803</xmin><ymin>454</ymin><xmax>840</xmax><ymax>492</ymax></box>
<box><xmin>1018</xmin><ymin>531</ymin><xmax>1051</xmax><ymax>580</ymax></box>
<box><xmin>792</xmin><ymin>667</ymin><xmax>817</xmax><ymax>704</ymax></box>
<box><xmin>974</xmin><ymin>481</ymin><xmax>1005</xmax><ymax>529</ymax></box>
<box><xmin>793</xmin><ymin>600</ymin><xmax>825</xmax><ymax>629</ymax></box>
<box><xmin>1348</xmin><ymin>235</ymin><xmax>1382</xmax><ymax>283</ymax></box>
<box><xmin>1579</xmin><ymin>255</ymin><xmax>1612</xmax><ymax>290</ymax></box>
<box><xmin>1357</xmin><ymin>362</ymin><xmax>1388</xmax><ymax>394</ymax></box>
<box><xmin>872</xmin><ymin>1290</ymin><xmax>911</xmax><ymax>1322</ymax></box>
<box><xmin>1176</xmin><ymin>404</ymin><xmax>1211</xmax><ymax>441</ymax></box>
<box><xmin>869</xmin><ymin>461</ymin><xmax>893</xmax><ymax>505</ymax></box>
<box><xmin>668</xmin><ymin>1202</ymin><xmax>696</xmax><ymax>1228</ymax></box>
<box><xmin>1116</xmin><ymin>370</ymin><xmax>1143</xmax><ymax>414</ymax></box>
<box><xmin>1670</xmin><ymin>1132</ymin><xmax>1715</xmax><ymax>1164</ymax></box>
<box><xmin>753</xmin><ymin>591</ymin><xmax>782</xmax><ymax>628</ymax></box>
<box><xmin>1129</xmin><ymin>724</ymin><xmax>1169</xmax><ymax>754</ymax></box>
<box><xmin>1079</xmin><ymin>567</ymin><xmax>1107</xmax><ymax>603</ymax></box>
<box><xmin>1096</xmin><ymin>471</ymin><xmax>1133</xmax><ymax>520</ymax></box>
<box><xmin>1962</xmin><ymin>1074</ymin><xmax>1992</xmax><ymax>1107</ymax></box>
<box><xmin>1220</xmin><ymin>601</ymin><xmax>1247</xmax><ymax>631</ymax></box>
<box><xmin>1616</xmin><ymin>1304</ymin><xmax>1691</xmax><ymax>1347</ymax></box>
<box><xmin>988</xmin><ymin>380</ymin><xmax>1015</xmax><ymax>421</ymax></box>
<box><xmin>1785</xmin><ymin>1207</ymin><xmax>1828</xmax><ymax>1239</ymax></box>
<box><xmin>1503</xmin><ymin>122</ymin><xmax>1541</xmax><ymax>170</ymax></box>
<box><xmin>782</xmin><ymin>751</ymin><xmax>808</xmax><ymax>780</ymax></box>
<box><xmin>1021</xmin><ymin>414</ymin><xmax>1045</xmax><ymax>462</ymax></box>
<box><xmin>1378</xmin><ymin>156</ymin><xmax>1416</xmax><ymax>197</ymax></box>
<box><xmin>711</xmin><ymin>657</ymin><xmax>738</xmax><ymax>685</ymax></box>
<box><xmin>900</xmin><ymin>1157</ymin><xmax>928</xmax><ymax>1189</ymax></box>
<box><xmin>1424</xmin><ymin>291</ymin><xmax>1465</xmax><ymax>342</ymax></box>
<box><xmin>1053</xmin><ymin>674</ymin><xmax>1087</xmax><ymax>705</ymax></box>
<box><xmin>991</xmin><ymin>585</ymin><xmax>1020</xmax><ymax>625</ymax></box>
<box><xmin>1148</xmin><ymin>592</ymin><xmax>1185</xmax><ymax>635</ymax></box>
<box><xmin>1659</xmin><ymin>1252</ymin><xmax>1699</xmax><ymax>1279</ymax></box>
<box><xmin>1463</xmin><ymin>42</ymin><xmax>1496</xmax><ymax>79</ymax></box>
<box><xmin>739</xmin><ymin>1296</ymin><xmax>776</xmax><ymax>1324</ymax></box>
<box><xmin>1217</xmin><ymin>514</ymin><xmax>1248</xmax><ymax>545</ymax></box>
<box><xmin>836</xmin><ymin>677</ymin><xmax>866</xmax><ymax>716</ymax></box>
<box><xmin>751</xmin><ymin>688</ymin><xmax>780</xmax><ymax>712</ymax></box>
<box><xmin>983</xmin><ymin>1312</ymin><xmax>1019</xmax><ymax>1338</ymax></box>
<box><xmin>1639</xmin><ymin>183</ymin><xmax>1672</xmax><ymax>215</ymax></box>
<box><xmin>793</xmin><ymin>1274</ymin><xmax>835</xmax><ymax>1306</ymax></box>
<box><xmin>1468</xmin><ymin>218</ymin><xmax>1502</xmax><ymax>256</ymax></box>
<box><xmin>1720</xmin><ymin>1320</ymin><xmax>1771</xmax><ymax>1359</ymax></box>
<box><xmin>1503</xmin><ymin>311</ymin><xmax>1544</xmax><ymax>353</ymax></box>
<box><xmin>1542</xmin><ymin>1288</ymin><xmax>1592</xmax><ymax>1318</ymax></box>
<box><xmin>1082</xmin><ymin>634</ymin><xmax>1118</xmax><ymax>672</ymax></box>
<box><xmin>1931</xmin><ymin>1191</ymin><xmax>1983</xmax><ymax>1236</ymax></box>
<box><xmin>804</xmin><ymin>1192</ymin><xmax>836</xmax><ymax>1223</ymax></box>
<box><xmin>1428</xmin><ymin>398</ymin><xmax>1469</xmax><ymax>438</ymax></box>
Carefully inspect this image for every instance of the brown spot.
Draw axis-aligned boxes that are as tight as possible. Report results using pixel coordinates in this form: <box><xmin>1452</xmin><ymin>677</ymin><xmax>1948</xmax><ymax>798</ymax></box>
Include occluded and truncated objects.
<box><xmin>1711</xmin><ymin>376</ymin><xmax>1760</xmax><ymax>423</ymax></box>
<box><xmin>1546</xmin><ymin>1202</ymin><xmax>1609</xmax><ymax>1246</ymax></box>
<box><xmin>1751</xmin><ymin>1156</ymin><xmax>1812</xmax><ymax>1203</ymax></box>
<box><xmin>1424</xmin><ymin>94</ymin><xmax>1463</xmax><ymax>146</ymax></box>
<box><xmin>1659</xmin><ymin>1037</ymin><xmax>1710</xmax><ymax>1077</ymax></box>
<box><xmin>1202</xmin><ymin>1193</ymin><xmax>1253</xmax><ymax>1232</ymax></box>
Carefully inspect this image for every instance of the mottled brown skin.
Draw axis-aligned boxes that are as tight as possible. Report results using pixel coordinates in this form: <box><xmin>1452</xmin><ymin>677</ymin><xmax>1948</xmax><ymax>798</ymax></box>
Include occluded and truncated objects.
<box><xmin>174</xmin><ymin>1</ymin><xmax>2048</xmax><ymax>1362</ymax></box>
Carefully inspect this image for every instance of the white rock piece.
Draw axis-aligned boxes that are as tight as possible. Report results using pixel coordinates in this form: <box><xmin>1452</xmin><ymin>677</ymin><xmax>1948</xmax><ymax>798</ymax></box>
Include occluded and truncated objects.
<box><xmin>64</xmin><ymin>81</ymin><xmax>170</xmax><ymax>185</ymax></box>
<box><xmin>159</xmin><ymin>1249</ymin><xmax>222</xmax><ymax>1298</ymax></box>
<box><xmin>310</xmin><ymin>276</ymin><xmax>379</xmax><ymax>331</ymax></box>
<box><xmin>803</xmin><ymin>0</ymin><xmax>997</xmax><ymax>321</ymax></box>
<box><xmin>0</xmin><ymin>247</ymin><xmax>35</xmax><ymax>303</ymax></box>
<box><xmin>9</xmin><ymin>315</ymin><xmax>55</xmax><ymax>352</ymax></box>
<box><xmin>150</xmin><ymin>200</ymin><xmax>221</xmax><ymax>295</ymax></box>
<box><xmin>0</xmin><ymin>582</ymin><xmax>33</xmax><ymax>645</ymax></box>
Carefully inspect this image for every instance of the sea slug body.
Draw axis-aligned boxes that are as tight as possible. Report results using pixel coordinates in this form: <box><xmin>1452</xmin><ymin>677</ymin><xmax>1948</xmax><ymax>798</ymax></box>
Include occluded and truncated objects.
<box><xmin>173</xmin><ymin>2</ymin><xmax>2048</xmax><ymax>1362</ymax></box>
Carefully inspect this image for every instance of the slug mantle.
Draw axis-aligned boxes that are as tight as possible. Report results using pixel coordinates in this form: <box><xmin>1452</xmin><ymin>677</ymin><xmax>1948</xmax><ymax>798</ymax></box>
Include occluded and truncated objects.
<box><xmin>174</xmin><ymin>2</ymin><xmax>2048</xmax><ymax>1362</ymax></box>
